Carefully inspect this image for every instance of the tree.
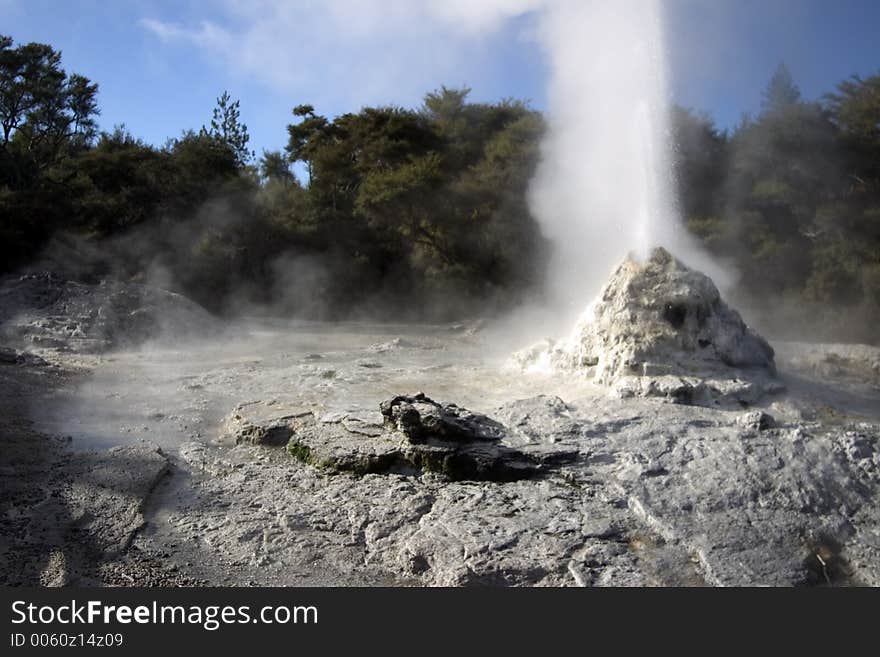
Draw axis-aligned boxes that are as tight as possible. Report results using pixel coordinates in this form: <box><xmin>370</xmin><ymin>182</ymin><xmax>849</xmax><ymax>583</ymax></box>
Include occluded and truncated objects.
<box><xmin>163</xmin><ymin>130</ymin><xmax>247</xmax><ymax>214</ymax></box>
<box><xmin>422</xmin><ymin>86</ymin><xmax>470</xmax><ymax>135</ymax></box>
<box><xmin>671</xmin><ymin>106</ymin><xmax>728</xmax><ymax>222</ymax></box>
<box><xmin>826</xmin><ymin>72</ymin><xmax>880</xmax><ymax>186</ymax></box>
<box><xmin>286</xmin><ymin>104</ymin><xmax>331</xmax><ymax>184</ymax></box>
<box><xmin>71</xmin><ymin>125</ymin><xmax>167</xmax><ymax>236</ymax></box>
<box><xmin>201</xmin><ymin>90</ymin><xmax>253</xmax><ymax>167</ymax></box>
<box><xmin>724</xmin><ymin>66</ymin><xmax>843</xmax><ymax>296</ymax></box>
<box><xmin>0</xmin><ymin>35</ymin><xmax>100</xmax><ymax>273</ymax></box>
<box><xmin>355</xmin><ymin>151</ymin><xmax>448</xmax><ymax>260</ymax></box>
<box><xmin>827</xmin><ymin>73</ymin><xmax>880</xmax><ymax>149</ymax></box>
<box><xmin>259</xmin><ymin>149</ymin><xmax>295</xmax><ymax>185</ymax></box>
<box><xmin>824</xmin><ymin>72</ymin><xmax>880</xmax><ymax>315</ymax></box>
<box><xmin>0</xmin><ymin>35</ymin><xmax>98</xmax><ymax>186</ymax></box>
<box><xmin>761</xmin><ymin>63</ymin><xmax>801</xmax><ymax>113</ymax></box>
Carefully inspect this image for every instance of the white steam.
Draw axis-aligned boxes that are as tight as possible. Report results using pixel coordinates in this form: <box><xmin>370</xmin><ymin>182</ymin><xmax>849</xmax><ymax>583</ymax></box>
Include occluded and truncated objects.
<box><xmin>527</xmin><ymin>0</ymin><xmax>723</xmax><ymax>327</ymax></box>
<box><xmin>438</xmin><ymin>0</ymin><xmax>726</xmax><ymax>329</ymax></box>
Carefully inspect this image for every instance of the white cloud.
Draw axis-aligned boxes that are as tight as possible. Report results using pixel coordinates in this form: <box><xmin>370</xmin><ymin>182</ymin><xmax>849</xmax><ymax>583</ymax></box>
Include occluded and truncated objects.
<box><xmin>427</xmin><ymin>0</ymin><xmax>545</xmax><ymax>33</ymax></box>
<box><xmin>138</xmin><ymin>0</ymin><xmax>542</xmax><ymax>109</ymax></box>
<box><xmin>139</xmin><ymin>18</ymin><xmax>231</xmax><ymax>50</ymax></box>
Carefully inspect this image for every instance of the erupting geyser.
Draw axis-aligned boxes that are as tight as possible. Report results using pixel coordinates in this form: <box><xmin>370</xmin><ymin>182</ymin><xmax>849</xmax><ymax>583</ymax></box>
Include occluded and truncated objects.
<box><xmin>512</xmin><ymin>0</ymin><xmax>769</xmax><ymax>404</ymax></box>
<box><xmin>531</xmin><ymin>0</ymin><xmax>672</xmax><ymax>315</ymax></box>
<box><xmin>528</xmin><ymin>0</ymin><xmax>725</xmax><ymax>327</ymax></box>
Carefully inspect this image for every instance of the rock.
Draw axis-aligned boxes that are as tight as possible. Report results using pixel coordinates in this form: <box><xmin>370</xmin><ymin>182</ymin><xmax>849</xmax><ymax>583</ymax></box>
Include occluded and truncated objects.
<box><xmin>238</xmin><ymin>421</ymin><xmax>294</xmax><ymax>446</ymax></box>
<box><xmin>380</xmin><ymin>392</ymin><xmax>506</xmax><ymax>443</ymax></box>
<box><xmin>737</xmin><ymin>410</ymin><xmax>776</xmax><ymax>431</ymax></box>
<box><xmin>368</xmin><ymin>338</ymin><xmax>414</xmax><ymax>353</ymax></box>
<box><xmin>775</xmin><ymin>342</ymin><xmax>880</xmax><ymax>387</ymax></box>
<box><xmin>225</xmin><ymin>395</ymin><xmax>540</xmax><ymax>481</ymax></box>
<box><xmin>613</xmin><ymin>374</ymin><xmax>767</xmax><ymax>405</ymax></box>
<box><xmin>12</xmin><ymin>299</ymin><xmax>877</xmax><ymax>587</ymax></box>
<box><xmin>133</xmin><ymin>381</ymin><xmax>880</xmax><ymax>587</ymax></box>
<box><xmin>493</xmin><ymin>395</ymin><xmax>583</xmax><ymax>446</ymax></box>
<box><xmin>286</xmin><ymin>417</ymin><xmax>408</xmax><ymax>476</ymax></box>
<box><xmin>291</xmin><ymin>395</ymin><xmax>538</xmax><ymax>481</ymax></box>
<box><xmin>377</xmin><ymin>393</ymin><xmax>540</xmax><ymax>480</ymax></box>
<box><xmin>230</xmin><ymin>419</ymin><xmax>292</xmax><ymax>447</ymax></box>
<box><xmin>840</xmin><ymin>433</ymin><xmax>874</xmax><ymax>461</ymax></box>
<box><xmin>511</xmin><ymin>247</ymin><xmax>780</xmax><ymax>406</ymax></box>
<box><xmin>0</xmin><ymin>346</ymin><xmax>48</xmax><ymax>366</ymax></box>
<box><xmin>836</xmin><ymin>430</ymin><xmax>878</xmax><ymax>481</ymax></box>
<box><xmin>222</xmin><ymin>402</ymin><xmax>314</xmax><ymax>446</ymax></box>
<box><xmin>0</xmin><ymin>272</ymin><xmax>218</xmax><ymax>353</ymax></box>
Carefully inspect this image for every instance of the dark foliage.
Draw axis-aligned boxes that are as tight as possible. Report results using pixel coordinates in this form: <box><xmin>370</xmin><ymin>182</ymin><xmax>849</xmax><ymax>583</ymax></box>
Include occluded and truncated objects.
<box><xmin>674</xmin><ymin>65</ymin><xmax>880</xmax><ymax>342</ymax></box>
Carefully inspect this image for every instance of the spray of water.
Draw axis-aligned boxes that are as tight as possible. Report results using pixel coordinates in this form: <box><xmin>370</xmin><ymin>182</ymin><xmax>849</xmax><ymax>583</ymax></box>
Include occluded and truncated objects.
<box><xmin>528</xmin><ymin>0</ymin><xmax>705</xmax><ymax>327</ymax></box>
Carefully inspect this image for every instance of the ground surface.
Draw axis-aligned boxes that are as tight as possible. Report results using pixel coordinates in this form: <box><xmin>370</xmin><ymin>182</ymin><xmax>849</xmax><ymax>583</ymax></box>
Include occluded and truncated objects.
<box><xmin>1</xmin><ymin>316</ymin><xmax>878</xmax><ymax>587</ymax></box>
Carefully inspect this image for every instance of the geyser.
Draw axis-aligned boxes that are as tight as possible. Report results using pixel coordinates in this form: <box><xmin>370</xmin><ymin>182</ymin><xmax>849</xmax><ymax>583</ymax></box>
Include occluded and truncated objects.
<box><xmin>512</xmin><ymin>248</ymin><xmax>780</xmax><ymax>406</ymax></box>
<box><xmin>528</xmin><ymin>0</ymin><xmax>718</xmax><ymax>325</ymax></box>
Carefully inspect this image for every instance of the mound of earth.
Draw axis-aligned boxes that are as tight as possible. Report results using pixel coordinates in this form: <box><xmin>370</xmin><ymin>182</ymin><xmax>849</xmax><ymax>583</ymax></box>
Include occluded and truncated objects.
<box><xmin>0</xmin><ymin>272</ymin><xmax>217</xmax><ymax>352</ymax></box>
<box><xmin>513</xmin><ymin>247</ymin><xmax>781</xmax><ymax>405</ymax></box>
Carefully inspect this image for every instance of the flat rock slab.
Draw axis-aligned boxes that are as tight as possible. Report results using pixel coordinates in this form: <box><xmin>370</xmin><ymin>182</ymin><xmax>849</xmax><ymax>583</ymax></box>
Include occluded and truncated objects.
<box><xmin>776</xmin><ymin>341</ymin><xmax>880</xmax><ymax>388</ymax></box>
<box><xmin>223</xmin><ymin>395</ymin><xmax>548</xmax><ymax>481</ymax></box>
<box><xmin>223</xmin><ymin>400</ymin><xmax>314</xmax><ymax>446</ymax></box>
<box><xmin>613</xmin><ymin>373</ymin><xmax>785</xmax><ymax>406</ymax></box>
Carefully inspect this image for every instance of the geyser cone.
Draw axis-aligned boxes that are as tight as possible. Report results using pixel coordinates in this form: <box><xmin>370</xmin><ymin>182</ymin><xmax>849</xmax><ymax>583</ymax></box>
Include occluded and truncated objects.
<box><xmin>513</xmin><ymin>247</ymin><xmax>780</xmax><ymax>405</ymax></box>
<box><xmin>566</xmin><ymin>246</ymin><xmax>775</xmax><ymax>379</ymax></box>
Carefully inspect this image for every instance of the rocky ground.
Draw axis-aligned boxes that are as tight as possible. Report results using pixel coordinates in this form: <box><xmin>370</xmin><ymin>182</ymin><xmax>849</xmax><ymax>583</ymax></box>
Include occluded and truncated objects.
<box><xmin>181</xmin><ymin>376</ymin><xmax>880</xmax><ymax>587</ymax></box>
<box><xmin>0</xmin><ymin>353</ymin><xmax>203</xmax><ymax>585</ymax></box>
<box><xmin>0</xmin><ymin>272</ymin><xmax>217</xmax><ymax>353</ymax></box>
<box><xmin>1</xmin><ymin>271</ymin><xmax>878</xmax><ymax>587</ymax></box>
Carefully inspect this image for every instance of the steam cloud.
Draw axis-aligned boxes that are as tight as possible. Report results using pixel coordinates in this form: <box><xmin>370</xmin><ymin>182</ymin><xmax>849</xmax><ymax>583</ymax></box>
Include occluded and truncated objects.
<box><xmin>530</xmin><ymin>1</ymin><xmax>679</xmax><ymax>318</ymax></box>
<box><xmin>438</xmin><ymin>0</ymin><xmax>725</xmax><ymax>329</ymax></box>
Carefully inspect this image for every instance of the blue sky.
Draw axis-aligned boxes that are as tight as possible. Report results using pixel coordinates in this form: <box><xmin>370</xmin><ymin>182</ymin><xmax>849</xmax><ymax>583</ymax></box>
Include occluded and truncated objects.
<box><xmin>2</xmin><ymin>0</ymin><xmax>878</xmax><ymax>158</ymax></box>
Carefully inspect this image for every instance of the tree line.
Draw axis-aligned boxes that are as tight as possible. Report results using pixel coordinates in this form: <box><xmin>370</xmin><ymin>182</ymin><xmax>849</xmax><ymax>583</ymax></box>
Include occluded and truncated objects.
<box><xmin>673</xmin><ymin>64</ymin><xmax>880</xmax><ymax>342</ymax></box>
<box><xmin>1</xmin><ymin>35</ymin><xmax>878</xmax><ymax>341</ymax></box>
